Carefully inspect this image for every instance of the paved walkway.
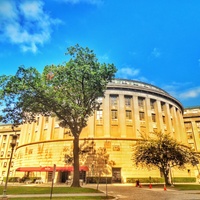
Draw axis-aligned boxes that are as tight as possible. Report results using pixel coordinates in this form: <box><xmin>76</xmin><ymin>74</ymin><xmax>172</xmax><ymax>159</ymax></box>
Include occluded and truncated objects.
<box><xmin>85</xmin><ymin>183</ymin><xmax>200</xmax><ymax>200</ymax></box>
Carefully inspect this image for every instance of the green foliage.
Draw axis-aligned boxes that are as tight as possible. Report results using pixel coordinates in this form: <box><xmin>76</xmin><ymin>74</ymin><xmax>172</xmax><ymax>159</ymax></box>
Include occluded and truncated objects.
<box><xmin>0</xmin><ymin>44</ymin><xmax>117</xmax><ymax>134</ymax></box>
<box><xmin>0</xmin><ymin>44</ymin><xmax>116</xmax><ymax>187</ymax></box>
<box><xmin>126</xmin><ymin>177</ymin><xmax>196</xmax><ymax>183</ymax></box>
<box><xmin>172</xmin><ymin>177</ymin><xmax>196</xmax><ymax>183</ymax></box>
<box><xmin>126</xmin><ymin>177</ymin><xmax>165</xmax><ymax>183</ymax></box>
<box><xmin>86</xmin><ymin>177</ymin><xmax>112</xmax><ymax>184</ymax></box>
<box><xmin>132</xmin><ymin>132</ymin><xmax>200</xmax><ymax>185</ymax></box>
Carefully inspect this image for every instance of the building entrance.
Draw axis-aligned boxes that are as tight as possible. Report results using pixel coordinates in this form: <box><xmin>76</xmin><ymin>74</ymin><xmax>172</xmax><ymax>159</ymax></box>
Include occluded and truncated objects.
<box><xmin>112</xmin><ymin>168</ymin><xmax>121</xmax><ymax>183</ymax></box>
<box><xmin>60</xmin><ymin>171</ymin><xmax>69</xmax><ymax>183</ymax></box>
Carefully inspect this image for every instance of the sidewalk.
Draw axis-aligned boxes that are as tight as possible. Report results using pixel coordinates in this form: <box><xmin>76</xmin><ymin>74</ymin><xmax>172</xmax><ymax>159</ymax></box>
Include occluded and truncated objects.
<box><xmin>1</xmin><ymin>193</ymin><xmax>106</xmax><ymax>198</ymax></box>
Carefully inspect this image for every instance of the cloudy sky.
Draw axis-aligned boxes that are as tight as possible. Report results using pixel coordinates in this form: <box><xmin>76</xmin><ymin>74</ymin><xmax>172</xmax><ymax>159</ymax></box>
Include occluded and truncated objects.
<box><xmin>0</xmin><ymin>0</ymin><xmax>200</xmax><ymax>107</ymax></box>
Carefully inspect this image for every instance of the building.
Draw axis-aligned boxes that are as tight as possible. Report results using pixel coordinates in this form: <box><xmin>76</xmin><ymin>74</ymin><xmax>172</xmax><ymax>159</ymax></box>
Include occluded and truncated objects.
<box><xmin>183</xmin><ymin>107</ymin><xmax>200</xmax><ymax>152</ymax></box>
<box><xmin>0</xmin><ymin>79</ymin><xmax>198</xmax><ymax>183</ymax></box>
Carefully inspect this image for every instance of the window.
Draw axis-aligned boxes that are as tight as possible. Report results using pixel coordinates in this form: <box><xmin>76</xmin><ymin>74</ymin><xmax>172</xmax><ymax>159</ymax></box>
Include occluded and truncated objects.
<box><xmin>150</xmin><ymin>99</ymin><xmax>156</xmax><ymax>110</ymax></box>
<box><xmin>138</xmin><ymin>97</ymin><xmax>144</xmax><ymax>109</ymax></box>
<box><xmin>162</xmin><ymin>116</ymin><xmax>166</xmax><ymax>124</ymax></box>
<box><xmin>161</xmin><ymin>102</ymin><xmax>165</xmax><ymax>111</ymax></box>
<box><xmin>110</xmin><ymin>96</ymin><xmax>118</xmax><ymax>107</ymax></box>
<box><xmin>111</xmin><ymin>110</ymin><xmax>118</xmax><ymax>120</ymax></box>
<box><xmin>1</xmin><ymin>151</ymin><xmax>4</xmax><ymax>157</ymax></box>
<box><xmin>139</xmin><ymin>112</ymin><xmax>145</xmax><ymax>121</ymax></box>
<box><xmin>36</xmin><ymin>116</ymin><xmax>40</xmax><ymax>125</ymax></box>
<box><xmin>7</xmin><ymin>151</ymin><xmax>11</xmax><ymax>157</ymax></box>
<box><xmin>96</xmin><ymin>110</ymin><xmax>103</xmax><ymax>120</ymax></box>
<box><xmin>125</xmin><ymin>96</ymin><xmax>132</xmax><ymax>107</ymax></box>
<box><xmin>3</xmin><ymin>135</ymin><xmax>7</xmax><ymax>141</ymax></box>
<box><xmin>187</xmin><ymin>132</ymin><xmax>193</xmax><ymax>139</ymax></box>
<box><xmin>152</xmin><ymin>113</ymin><xmax>156</xmax><ymax>122</ymax></box>
<box><xmin>126</xmin><ymin>110</ymin><xmax>132</xmax><ymax>120</ymax></box>
<box><xmin>3</xmin><ymin>162</ymin><xmax>7</xmax><ymax>168</ymax></box>
<box><xmin>185</xmin><ymin>122</ymin><xmax>192</xmax><ymax>131</ymax></box>
<box><xmin>196</xmin><ymin>121</ymin><xmax>200</xmax><ymax>129</ymax></box>
<box><xmin>45</xmin><ymin>116</ymin><xmax>49</xmax><ymax>123</ymax></box>
<box><xmin>97</xmin><ymin>97</ymin><xmax>103</xmax><ymax>103</ymax></box>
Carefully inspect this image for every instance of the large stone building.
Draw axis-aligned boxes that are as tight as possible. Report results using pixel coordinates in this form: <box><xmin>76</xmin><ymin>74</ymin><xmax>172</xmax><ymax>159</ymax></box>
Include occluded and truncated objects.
<box><xmin>0</xmin><ymin>79</ymin><xmax>199</xmax><ymax>183</ymax></box>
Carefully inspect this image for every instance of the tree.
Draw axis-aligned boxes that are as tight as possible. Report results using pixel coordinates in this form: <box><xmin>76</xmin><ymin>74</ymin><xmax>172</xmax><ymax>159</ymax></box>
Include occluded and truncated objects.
<box><xmin>0</xmin><ymin>44</ymin><xmax>117</xmax><ymax>187</ymax></box>
<box><xmin>132</xmin><ymin>132</ymin><xmax>200</xmax><ymax>185</ymax></box>
<box><xmin>64</xmin><ymin>140</ymin><xmax>115</xmax><ymax>189</ymax></box>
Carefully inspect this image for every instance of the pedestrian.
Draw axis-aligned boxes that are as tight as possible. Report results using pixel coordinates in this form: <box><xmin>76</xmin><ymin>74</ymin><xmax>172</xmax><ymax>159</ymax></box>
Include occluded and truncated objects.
<box><xmin>136</xmin><ymin>179</ymin><xmax>140</xmax><ymax>187</ymax></box>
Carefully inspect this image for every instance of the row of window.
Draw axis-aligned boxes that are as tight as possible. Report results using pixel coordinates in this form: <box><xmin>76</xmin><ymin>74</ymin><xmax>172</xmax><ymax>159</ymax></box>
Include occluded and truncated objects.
<box><xmin>110</xmin><ymin>95</ymin><xmax>174</xmax><ymax>112</ymax></box>
<box><xmin>185</xmin><ymin>121</ymin><xmax>200</xmax><ymax>131</ymax></box>
<box><xmin>1</xmin><ymin>161</ymin><xmax>14</xmax><ymax>168</ymax></box>
<box><xmin>96</xmin><ymin>110</ymin><xmax>167</xmax><ymax>124</ymax></box>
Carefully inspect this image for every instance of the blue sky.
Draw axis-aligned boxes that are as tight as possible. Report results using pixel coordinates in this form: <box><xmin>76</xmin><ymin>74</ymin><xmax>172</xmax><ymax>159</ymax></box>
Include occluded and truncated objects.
<box><xmin>0</xmin><ymin>0</ymin><xmax>200</xmax><ymax>108</ymax></box>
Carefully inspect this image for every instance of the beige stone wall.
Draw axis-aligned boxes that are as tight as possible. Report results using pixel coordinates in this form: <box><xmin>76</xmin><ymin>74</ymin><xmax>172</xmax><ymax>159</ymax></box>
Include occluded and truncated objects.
<box><xmin>0</xmin><ymin>79</ymin><xmax>195</xmax><ymax>183</ymax></box>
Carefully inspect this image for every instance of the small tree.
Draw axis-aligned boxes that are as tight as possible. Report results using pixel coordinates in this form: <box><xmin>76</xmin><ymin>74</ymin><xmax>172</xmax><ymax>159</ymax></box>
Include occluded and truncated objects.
<box><xmin>0</xmin><ymin>44</ymin><xmax>117</xmax><ymax>187</ymax></box>
<box><xmin>64</xmin><ymin>140</ymin><xmax>115</xmax><ymax>189</ymax></box>
<box><xmin>91</xmin><ymin>147</ymin><xmax>115</xmax><ymax>190</ymax></box>
<box><xmin>132</xmin><ymin>132</ymin><xmax>200</xmax><ymax>185</ymax></box>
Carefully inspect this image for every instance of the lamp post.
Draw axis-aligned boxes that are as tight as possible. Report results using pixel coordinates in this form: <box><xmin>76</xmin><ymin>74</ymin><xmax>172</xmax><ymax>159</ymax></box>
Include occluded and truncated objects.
<box><xmin>2</xmin><ymin>134</ymin><xmax>17</xmax><ymax>199</ymax></box>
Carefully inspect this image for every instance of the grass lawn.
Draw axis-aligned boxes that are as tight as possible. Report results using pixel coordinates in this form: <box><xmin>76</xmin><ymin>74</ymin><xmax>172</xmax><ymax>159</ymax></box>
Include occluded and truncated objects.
<box><xmin>6</xmin><ymin>197</ymin><xmax>113</xmax><ymax>200</ymax></box>
<box><xmin>172</xmin><ymin>184</ymin><xmax>200</xmax><ymax>190</ymax></box>
<box><xmin>146</xmin><ymin>183</ymin><xmax>200</xmax><ymax>190</ymax></box>
<box><xmin>0</xmin><ymin>186</ymin><xmax>114</xmax><ymax>199</ymax></box>
<box><xmin>0</xmin><ymin>185</ymin><xmax>100</xmax><ymax>194</ymax></box>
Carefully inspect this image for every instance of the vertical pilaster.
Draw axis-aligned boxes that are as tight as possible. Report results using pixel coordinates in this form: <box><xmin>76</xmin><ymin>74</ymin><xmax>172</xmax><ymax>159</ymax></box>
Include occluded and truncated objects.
<box><xmin>119</xmin><ymin>94</ymin><xmax>126</xmax><ymax>138</ymax></box>
<box><xmin>104</xmin><ymin>93</ymin><xmax>110</xmax><ymax>137</ymax></box>
<box><xmin>133</xmin><ymin>95</ymin><xmax>140</xmax><ymax>138</ymax></box>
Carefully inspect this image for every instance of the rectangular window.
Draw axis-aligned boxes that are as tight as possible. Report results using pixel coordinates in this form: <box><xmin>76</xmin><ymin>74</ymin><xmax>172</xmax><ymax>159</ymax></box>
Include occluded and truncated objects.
<box><xmin>111</xmin><ymin>110</ymin><xmax>118</xmax><ymax>120</ymax></box>
<box><xmin>150</xmin><ymin>99</ymin><xmax>156</xmax><ymax>110</ymax></box>
<box><xmin>3</xmin><ymin>135</ymin><xmax>7</xmax><ymax>141</ymax></box>
<box><xmin>138</xmin><ymin>97</ymin><xmax>144</xmax><ymax>109</ymax></box>
<box><xmin>36</xmin><ymin>116</ymin><xmax>40</xmax><ymax>125</ymax></box>
<box><xmin>125</xmin><ymin>96</ymin><xmax>132</xmax><ymax>107</ymax></box>
<box><xmin>187</xmin><ymin>132</ymin><xmax>193</xmax><ymax>139</ymax></box>
<box><xmin>162</xmin><ymin>116</ymin><xmax>166</xmax><ymax>124</ymax></box>
<box><xmin>185</xmin><ymin>122</ymin><xmax>192</xmax><ymax>131</ymax></box>
<box><xmin>152</xmin><ymin>113</ymin><xmax>156</xmax><ymax>122</ymax></box>
<box><xmin>45</xmin><ymin>117</ymin><xmax>49</xmax><ymax>123</ymax></box>
<box><xmin>110</xmin><ymin>95</ymin><xmax>118</xmax><ymax>107</ymax></box>
<box><xmin>126</xmin><ymin>110</ymin><xmax>132</xmax><ymax>120</ymax></box>
<box><xmin>161</xmin><ymin>102</ymin><xmax>165</xmax><ymax>111</ymax></box>
<box><xmin>196</xmin><ymin>121</ymin><xmax>200</xmax><ymax>129</ymax></box>
<box><xmin>96</xmin><ymin>110</ymin><xmax>103</xmax><ymax>120</ymax></box>
<box><xmin>139</xmin><ymin>112</ymin><xmax>145</xmax><ymax>121</ymax></box>
<box><xmin>3</xmin><ymin>162</ymin><xmax>7</xmax><ymax>167</ymax></box>
<box><xmin>7</xmin><ymin>151</ymin><xmax>11</xmax><ymax>157</ymax></box>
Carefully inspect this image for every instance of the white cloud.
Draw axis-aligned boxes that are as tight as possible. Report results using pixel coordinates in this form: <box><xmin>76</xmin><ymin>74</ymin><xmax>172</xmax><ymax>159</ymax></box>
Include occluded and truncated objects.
<box><xmin>57</xmin><ymin>0</ymin><xmax>103</xmax><ymax>5</ymax></box>
<box><xmin>162</xmin><ymin>82</ymin><xmax>200</xmax><ymax>101</ymax></box>
<box><xmin>116</xmin><ymin>67</ymin><xmax>140</xmax><ymax>79</ymax></box>
<box><xmin>179</xmin><ymin>87</ymin><xmax>200</xmax><ymax>99</ymax></box>
<box><xmin>0</xmin><ymin>0</ymin><xmax>62</xmax><ymax>53</ymax></box>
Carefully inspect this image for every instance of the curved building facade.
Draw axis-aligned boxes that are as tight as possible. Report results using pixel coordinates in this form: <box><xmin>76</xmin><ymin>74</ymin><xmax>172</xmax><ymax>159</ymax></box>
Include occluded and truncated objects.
<box><xmin>0</xmin><ymin>79</ymin><xmax>193</xmax><ymax>183</ymax></box>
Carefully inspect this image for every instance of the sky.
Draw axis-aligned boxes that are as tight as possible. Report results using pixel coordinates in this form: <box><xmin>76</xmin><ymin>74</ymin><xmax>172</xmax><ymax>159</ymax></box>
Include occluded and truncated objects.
<box><xmin>0</xmin><ymin>0</ymin><xmax>200</xmax><ymax>108</ymax></box>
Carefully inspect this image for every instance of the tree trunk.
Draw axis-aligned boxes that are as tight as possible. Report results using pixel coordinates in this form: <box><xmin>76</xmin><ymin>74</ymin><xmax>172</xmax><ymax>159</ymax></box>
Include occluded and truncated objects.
<box><xmin>163</xmin><ymin>168</ymin><xmax>171</xmax><ymax>186</ymax></box>
<box><xmin>71</xmin><ymin>135</ymin><xmax>80</xmax><ymax>187</ymax></box>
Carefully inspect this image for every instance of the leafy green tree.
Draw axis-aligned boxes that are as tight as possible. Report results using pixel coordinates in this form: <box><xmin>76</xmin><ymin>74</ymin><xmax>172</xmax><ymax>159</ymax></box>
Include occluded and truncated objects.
<box><xmin>0</xmin><ymin>44</ymin><xmax>117</xmax><ymax>187</ymax></box>
<box><xmin>132</xmin><ymin>132</ymin><xmax>200</xmax><ymax>185</ymax></box>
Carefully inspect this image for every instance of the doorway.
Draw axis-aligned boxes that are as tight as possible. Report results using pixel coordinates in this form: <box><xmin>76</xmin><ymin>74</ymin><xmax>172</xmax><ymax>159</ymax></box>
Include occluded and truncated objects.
<box><xmin>60</xmin><ymin>171</ymin><xmax>69</xmax><ymax>183</ymax></box>
<box><xmin>112</xmin><ymin>168</ymin><xmax>121</xmax><ymax>183</ymax></box>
